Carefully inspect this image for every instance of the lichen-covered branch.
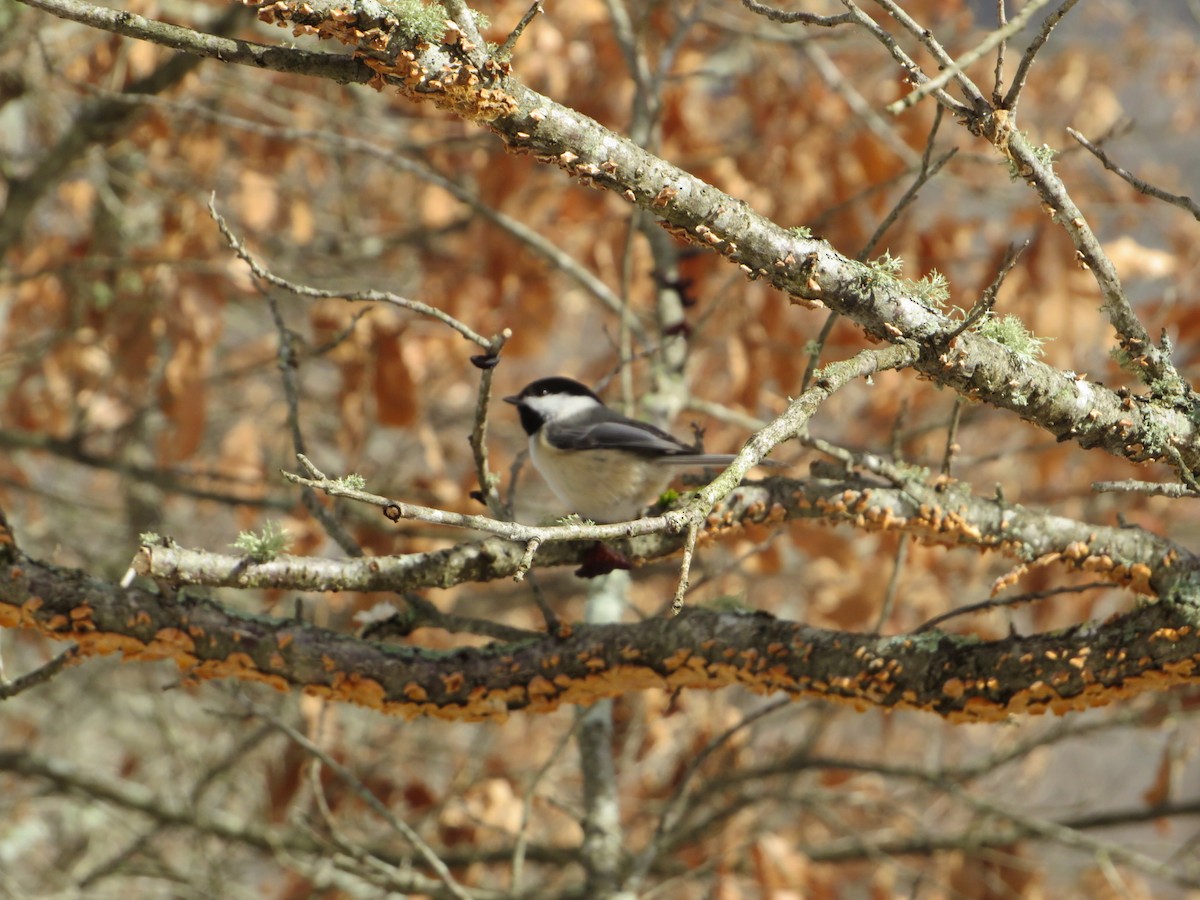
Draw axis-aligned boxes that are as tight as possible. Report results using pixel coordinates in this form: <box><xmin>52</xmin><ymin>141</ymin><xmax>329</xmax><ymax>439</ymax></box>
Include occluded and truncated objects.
<box><xmin>4</xmin><ymin>540</ymin><xmax>1200</xmax><ymax>722</ymax></box>
<box><xmin>134</xmin><ymin>469</ymin><xmax>1197</xmax><ymax>602</ymax></box>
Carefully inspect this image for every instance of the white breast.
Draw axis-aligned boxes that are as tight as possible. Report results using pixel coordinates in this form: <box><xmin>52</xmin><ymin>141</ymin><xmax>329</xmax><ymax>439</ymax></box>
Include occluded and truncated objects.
<box><xmin>529</xmin><ymin>434</ymin><xmax>672</xmax><ymax>522</ymax></box>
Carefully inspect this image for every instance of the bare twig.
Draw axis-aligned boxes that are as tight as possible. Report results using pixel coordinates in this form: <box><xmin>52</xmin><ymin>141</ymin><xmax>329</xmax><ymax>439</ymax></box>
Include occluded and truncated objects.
<box><xmin>265</xmin><ymin>293</ymin><xmax>364</xmax><ymax>557</ymax></box>
<box><xmin>522</xmin><ymin>572</ymin><xmax>560</xmax><ymax>633</ymax></box>
<box><xmin>837</xmin><ymin>0</ymin><xmax>970</xmax><ymax>115</ymax></box>
<box><xmin>991</xmin><ymin>0</ymin><xmax>1008</xmax><ymax>105</ymax></box>
<box><xmin>942</xmin><ymin>241</ymin><xmax>1027</xmax><ymax>344</ymax></box>
<box><xmin>515</xmin><ymin>538</ymin><xmax>541</xmax><ymax>581</ymax></box>
<box><xmin>671</xmin><ymin>522</ymin><xmax>701</xmax><ymax>615</ymax></box>
<box><xmin>0</xmin><ymin>646</ymin><xmax>78</xmax><ymax>700</ymax></box>
<box><xmin>1068</xmin><ymin>128</ymin><xmax>1200</xmax><ymax>221</ymax></box>
<box><xmin>209</xmin><ymin>196</ymin><xmax>496</xmax><ymax>350</ymax></box>
<box><xmin>742</xmin><ymin>0</ymin><xmax>853</xmax><ymax>26</ymax></box>
<box><xmin>873</xmin><ymin>537</ymin><xmax>908</xmax><ymax>631</ymax></box>
<box><xmin>914</xmin><ymin>581</ymin><xmax>1113</xmax><ymax>633</ymax></box>
<box><xmin>624</xmin><ymin>698</ymin><xmax>793</xmax><ymax>892</ymax></box>
<box><xmin>1092</xmin><ymin>480</ymin><xmax>1199</xmax><ymax>498</ymax></box>
<box><xmin>497</xmin><ymin>1</ymin><xmax>543</xmax><ymax>58</ymax></box>
<box><xmin>860</xmin><ymin>147</ymin><xmax>955</xmax><ymax>261</ymax></box>
<box><xmin>869</xmin><ymin>0</ymin><xmax>987</xmax><ymax>108</ymax></box>
<box><xmin>886</xmin><ymin>0</ymin><xmax>1059</xmax><ymax>114</ymax></box>
<box><xmin>800</xmin><ymin>38</ymin><xmax>921</xmax><ymax>167</ymax></box>
<box><xmin>799</xmin><ymin>311</ymin><xmax>842</xmax><ymax>394</ymax></box>
<box><xmin>239</xmin><ymin>696</ymin><xmax>474</xmax><ymax>900</ymax></box>
<box><xmin>941</xmin><ymin>397</ymin><xmax>964</xmax><ymax>477</ymax></box>
<box><xmin>467</xmin><ymin>330</ymin><xmax>513</xmax><ymax>518</ymax></box>
<box><xmin>803</xmin><ymin>112</ymin><xmax>950</xmax><ymax>393</ymax></box>
<box><xmin>511</xmin><ymin>720</ymin><xmax>577</xmax><ymax>892</ymax></box>
<box><xmin>1003</xmin><ymin>0</ymin><xmax>1082</xmax><ymax>110</ymax></box>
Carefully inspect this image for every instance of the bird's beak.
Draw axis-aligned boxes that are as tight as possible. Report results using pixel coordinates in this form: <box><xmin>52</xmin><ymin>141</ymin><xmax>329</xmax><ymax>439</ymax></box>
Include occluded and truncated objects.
<box><xmin>503</xmin><ymin>395</ymin><xmax>519</xmax><ymax>405</ymax></box>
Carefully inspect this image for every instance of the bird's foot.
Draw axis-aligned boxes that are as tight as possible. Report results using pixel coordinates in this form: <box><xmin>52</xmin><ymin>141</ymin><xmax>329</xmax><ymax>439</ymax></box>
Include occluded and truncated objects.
<box><xmin>574</xmin><ymin>542</ymin><xmax>633</xmax><ymax>578</ymax></box>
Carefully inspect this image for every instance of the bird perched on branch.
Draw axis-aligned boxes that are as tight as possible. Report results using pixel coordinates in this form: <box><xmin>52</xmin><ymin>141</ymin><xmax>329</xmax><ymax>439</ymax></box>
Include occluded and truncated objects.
<box><xmin>505</xmin><ymin>377</ymin><xmax>779</xmax><ymax>575</ymax></box>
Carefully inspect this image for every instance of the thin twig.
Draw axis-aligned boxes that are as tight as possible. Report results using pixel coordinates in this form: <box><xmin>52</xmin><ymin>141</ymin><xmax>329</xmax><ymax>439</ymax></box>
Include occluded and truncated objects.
<box><xmin>467</xmin><ymin>329</ymin><xmax>512</xmax><ymax>518</ymax></box>
<box><xmin>1092</xmin><ymin>480</ymin><xmax>1199</xmax><ymax>498</ymax></box>
<box><xmin>942</xmin><ymin>241</ymin><xmax>1027</xmax><ymax>344</ymax></box>
<box><xmin>515</xmin><ymin>538</ymin><xmax>541</xmax><ymax>581</ymax></box>
<box><xmin>799</xmin><ymin>311</ymin><xmax>841</xmax><ymax>394</ymax></box>
<box><xmin>522</xmin><ymin>572</ymin><xmax>560</xmax><ymax>633</ymax></box>
<box><xmin>859</xmin><ymin>148</ymin><xmax>955</xmax><ymax>261</ymax></box>
<box><xmin>1166</xmin><ymin>445</ymin><xmax>1200</xmax><ymax>493</ymax></box>
<box><xmin>799</xmin><ymin>38</ymin><xmax>921</xmax><ymax>168</ymax></box>
<box><xmin>511</xmin><ymin>719</ymin><xmax>577</xmax><ymax>892</ymax></box>
<box><xmin>211</xmin><ymin>196</ymin><xmax>494</xmax><ymax>349</ymax></box>
<box><xmin>1067</xmin><ymin>128</ymin><xmax>1200</xmax><ymax>221</ymax></box>
<box><xmin>671</xmin><ymin>522</ymin><xmax>701</xmax><ymax>615</ymax></box>
<box><xmin>741</xmin><ymin>0</ymin><xmax>853</xmax><ymax>26</ymax></box>
<box><xmin>868</xmin><ymin>0</ymin><xmax>984</xmax><ymax>107</ymax></box>
<box><xmin>1003</xmin><ymin>0</ymin><xmax>1082</xmax><ymax>110</ymax></box>
<box><xmin>941</xmin><ymin>397</ymin><xmax>964</xmax><ymax>477</ymax></box>
<box><xmin>266</xmin><ymin>294</ymin><xmax>364</xmax><ymax>558</ymax></box>
<box><xmin>239</xmin><ymin>696</ymin><xmax>474</xmax><ymax>900</ymax></box>
<box><xmin>496</xmin><ymin>1</ymin><xmax>543</xmax><ymax>58</ymax></box>
<box><xmin>886</xmin><ymin>0</ymin><xmax>1058</xmax><ymax>114</ymax></box>
<box><xmin>624</xmin><ymin>698</ymin><xmax>792</xmax><ymax>892</ymax></box>
<box><xmin>803</xmin><ymin>114</ymin><xmax>950</xmax><ymax>393</ymax></box>
<box><xmin>914</xmin><ymin>581</ymin><xmax>1113</xmax><ymax>633</ymax></box>
<box><xmin>0</xmin><ymin>646</ymin><xmax>79</xmax><ymax>700</ymax></box>
<box><xmin>873</xmin><ymin>537</ymin><xmax>908</xmax><ymax>632</ymax></box>
<box><xmin>991</xmin><ymin>0</ymin><xmax>1008</xmax><ymax>105</ymax></box>
<box><xmin>838</xmin><ymin>0</ymin><xmax>971</xmax><ymax>115</ymax></box>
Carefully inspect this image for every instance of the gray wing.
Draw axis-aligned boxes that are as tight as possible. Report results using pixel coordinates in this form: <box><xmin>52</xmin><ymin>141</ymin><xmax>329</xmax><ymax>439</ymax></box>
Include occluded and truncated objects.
<box><xmin>546</xmin><ymin>418</ymin><xmax>697</xmax><ymax>456</ymax></box>
<box><xmin>549</xmin><ymin>415</ymin><xmax>780</xmax><ymax>467</ymax></box>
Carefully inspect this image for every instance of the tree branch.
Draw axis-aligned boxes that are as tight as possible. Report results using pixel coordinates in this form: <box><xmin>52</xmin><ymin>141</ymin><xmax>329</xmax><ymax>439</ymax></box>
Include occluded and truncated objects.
<box><xmin>5</xmin><ymin>539</ymin><xmax>1200</xmax><ymax>722</ymax></box>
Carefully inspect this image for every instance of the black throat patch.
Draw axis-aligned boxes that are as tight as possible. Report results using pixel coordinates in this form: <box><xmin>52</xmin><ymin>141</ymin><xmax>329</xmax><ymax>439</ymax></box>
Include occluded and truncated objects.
<box><xmin>515</xmin><ymin>403</ymin><xmax>545</xmax><ymax>436</ymax></box>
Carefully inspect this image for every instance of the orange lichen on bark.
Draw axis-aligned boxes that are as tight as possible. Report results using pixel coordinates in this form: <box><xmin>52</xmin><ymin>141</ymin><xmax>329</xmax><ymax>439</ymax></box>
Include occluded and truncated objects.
<box><xmin>329</xmin><ymin>671</ymin><xmax>388</xmax><ymax>707</ymax></box>
<box><xmin>189</xmin><ymin>657</ymin><xmax>291</xmax><ymax>693</ymax></box>
<box><xmin>75</xmin><ymin>630</ymin><xmax>155</xmax><ymax>658</ymax></box>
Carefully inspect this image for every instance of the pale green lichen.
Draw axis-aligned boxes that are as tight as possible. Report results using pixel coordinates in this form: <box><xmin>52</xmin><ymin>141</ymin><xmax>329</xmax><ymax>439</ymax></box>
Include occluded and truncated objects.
<box><xmin>232</xmin><ymin>521</ymin><xmax>290</xmax><ymax>563</ymax></box>
<box><xmin>913</xmin><ymin>269</ymin><xmax>950</xmax><ymax>308</ymax></box>
<box><xmin>977</xmin><ymin>313</ymin><xmax>1048</xmax><ymax>358</ymax></box>
<box><xmin>333</xmin><ymin>473</ymin><xmax>367</xmax><ymax>491</ymax></box>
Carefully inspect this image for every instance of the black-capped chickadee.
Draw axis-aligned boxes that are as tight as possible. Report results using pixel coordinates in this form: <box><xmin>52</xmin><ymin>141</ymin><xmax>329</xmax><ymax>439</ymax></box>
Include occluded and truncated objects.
<box><xmin>505</xmin><ymin>376</ymin><xmax>772</xmax><ymax>523</ymax></box>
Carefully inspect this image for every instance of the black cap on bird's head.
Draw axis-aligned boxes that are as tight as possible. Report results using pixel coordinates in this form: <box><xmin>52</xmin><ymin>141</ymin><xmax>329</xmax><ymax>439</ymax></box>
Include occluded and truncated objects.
<box><xmin>504</xmin><ymin>377</ymin><xmax>601</xmax><ymax>405</ymax></box>
<box><xmin>504</xmin><ymin>377</ymin><xmax>604</xmax><ymax>435</ymax></box>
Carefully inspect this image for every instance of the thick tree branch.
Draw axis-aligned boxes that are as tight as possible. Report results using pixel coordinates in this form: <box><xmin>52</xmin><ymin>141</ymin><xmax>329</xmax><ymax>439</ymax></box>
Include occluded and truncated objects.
<box><xmin>13</xmin><ymin>0</ymin><xmax>367</xmax><ymax>82</ymax></box>
<box><xmin>4</xmin><ymin>536</ymin><xmax>1200</xmax><ymax>722</ymax></box>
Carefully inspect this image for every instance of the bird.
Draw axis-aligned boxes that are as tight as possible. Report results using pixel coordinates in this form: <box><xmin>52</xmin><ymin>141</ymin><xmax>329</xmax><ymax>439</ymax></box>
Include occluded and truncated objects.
<box><xmin>504</xmin><ymin>376</ymin><xmax>774</xmax><ymax>524</ymax></box>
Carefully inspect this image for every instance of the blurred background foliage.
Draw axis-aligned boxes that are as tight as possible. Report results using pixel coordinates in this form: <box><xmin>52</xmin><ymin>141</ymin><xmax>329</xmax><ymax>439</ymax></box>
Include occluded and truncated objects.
<box><xmin>2</xmin><ymin>0</ymin><xmax>1200</xmax><ymax>896</ymax></box>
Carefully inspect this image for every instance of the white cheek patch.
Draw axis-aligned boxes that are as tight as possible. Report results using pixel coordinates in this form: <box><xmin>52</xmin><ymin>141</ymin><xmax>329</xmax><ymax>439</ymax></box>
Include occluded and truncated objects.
<box><xmin>524</xmin><ymin>393</ymin><xmax>599</xmax><ymax>422</ymax></box>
